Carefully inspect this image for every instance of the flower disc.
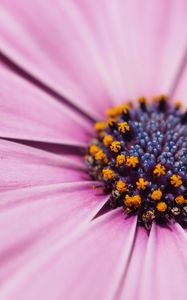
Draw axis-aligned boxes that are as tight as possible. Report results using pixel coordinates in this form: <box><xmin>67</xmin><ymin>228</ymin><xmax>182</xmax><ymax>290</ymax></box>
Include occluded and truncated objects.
<box><xmin>86</xmin><ymin>96</ymin><xmax>187</xmax><ymax>229</ymax></box>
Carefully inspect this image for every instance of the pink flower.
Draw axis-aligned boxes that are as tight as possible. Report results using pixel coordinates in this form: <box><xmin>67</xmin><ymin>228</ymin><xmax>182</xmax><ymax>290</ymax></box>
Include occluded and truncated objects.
<box><xmin>0</xmin><ymin>0</ymin><xmax>187</xmax><ymax>299</ymax></box>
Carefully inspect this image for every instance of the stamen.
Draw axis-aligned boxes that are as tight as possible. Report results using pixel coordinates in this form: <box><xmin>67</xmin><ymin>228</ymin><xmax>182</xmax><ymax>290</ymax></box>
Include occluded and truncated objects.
<box><xmin>110</xmin><ymin>141</ymin><xmax>121</xmax><ymax>153</ymax></box>
<box><xmin>126</xmin><ymin>156</ymin><xmax>139</xmax><ymax>168</ymax></box>
<box><xmin>138</xmin><ymin>97</ymin><xmax>147</xmax><ymax>112</ymax></box>
<box><xmin>102</xmin><ymin>169</ymin><xmax>114</xmax><ymax>180</ymax></box>
<box><xmin>170</xmin><ymin>174</ymin><xmax>182</xmax><ymax>187</ymax></box>
<box><xmin>89</xmin><ymin>145</ymin><xmax>100</xmax><ymax>155</ymax></box>
<box><xmin>86</xmin><ymin>96</ymin><xmax>187</xmax><ymax>229</ymax></box>
<box><xmin>175</xmin><ymin>195</ymin><xmax>186</xmax><ymax>205</ymax></box>
<box><xmin>151</xmin><ymin>189</ymin><xmax>162</xmax><ymax>201</ymax></box>
<box><xmin>116</xmin><ymin>154</ymin><xmax>126</xmax><ymax>166</ymax></box>
<box><xmin>103</xmin><ymin>135</ymin><xmax>113</xmax><ymax>147</ymax></box>
<box><xmin>156</xmin><ymin>202</ymin><xmax>167</xmax><ymax>212</ymax></box>
<box><xmin>94</xmin><ymin>122</ymin><xmax>106</xmax><ymax>131</ymax></box>
<box><xmin>124</xmin><ymin>194</ymin><xmax>142</xmax><ymax>207</ymax></box>
<box><xmin>153</xmin><ymin>164</ymin><xmax>166</xmax><ymax>176</ymax></box>
<box><xmin>116</xmin><ymin>180</ymin><xmax>128</xmax><ymax>193</ymax></box>
<box><xmin>118</xmin><ymin>122</ymin><xmax>130</xmax><ymax>133</ymax></box>
<box><xmin>136</xmin><ymin>178</ymin><xmax>148</xmax><ymax>190</ymax></box>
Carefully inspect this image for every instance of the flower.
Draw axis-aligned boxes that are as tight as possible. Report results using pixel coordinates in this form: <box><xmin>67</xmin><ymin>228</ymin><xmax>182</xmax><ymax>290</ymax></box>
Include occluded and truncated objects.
<box><xmin>0</xmin><ymin>1</ymin><xmax>187</xmax><ymax>300</ymax></box>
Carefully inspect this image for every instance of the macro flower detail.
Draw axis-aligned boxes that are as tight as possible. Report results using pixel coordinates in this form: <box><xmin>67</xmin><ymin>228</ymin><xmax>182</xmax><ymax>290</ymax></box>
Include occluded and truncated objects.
<box><xmin>1</xmin><ymin>0</ymin><xmax>187</xmax><ymax>300</ymax></box>
<box><xmin>86</xmin><ymin>96</ymin><xmax>187</xmax><ymax>229</ymax></box>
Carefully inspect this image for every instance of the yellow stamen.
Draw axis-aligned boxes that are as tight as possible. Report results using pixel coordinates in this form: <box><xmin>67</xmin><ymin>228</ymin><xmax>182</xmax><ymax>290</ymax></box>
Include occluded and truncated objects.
<box><xmin>132</xmin><ymin>195</ymin><xmax>142</xmax><ymax>206</ymax></box>
<box><xmin>124</xmin><ymin>194</ymin><xmax>141</xmax><ymax>207</ymax></box>
<box><xmin>102</xmin><ymin>169</ymin><xmax>114</xmax><ymax>180</ymax></box>
<box><xmin>106</xmin><ymin>104</ymin><xmax>129</xmax><ymax>117</ymax></box>
<box><xmin>95</xmin><ymin>150</ymin><xmax>108</xmax><ymax>163</ymax></box>
<box><xmin>110</xmin><ymin>141</ymin><xmax>121</xmax><ymax>153</ymax></box>
<box><xmin>94</xmin><ymin>122</ymin><xmax>106</xmax><ymax>131</ymax></box>
<box><xmin>118</xmin><ymin>122</ymin><xmax>130</xmax><ymax>133</ymax></box>
<box><xmin>116</xmin><ymin>180</ymin><xmax>127</xmax><ymax>193</ymax></box>
<box><xmin>89</xmin><ymin>144</ymin><xmax>100</xmax><ymax>155</ymax></box>
<box><xmin>106</xmin><ymin>107</ymin><xmax>120</xmax><ymax>117</ymax></box>
<box><xmin>103</xmin><ymin>135</ymin><xmax>113</xmax><ymax>147</ymax></box>
<box><xmin>170</xmin><ymin>174</ymin><xmax>182</xmax><ymax>187</ymax></box>
<box><xmin>118</xmin><ymin>104</ymin><xmax>129</xmax><ymax>114</ymax></box>
<box><xmin>106</xmin><ymin>117</ymin><xmax>116</xmax><ymax>127</ymax></box>
<box><xmin>136</xmin><ymin>178</ymin><xmax>148</xmax><ymax>190</ymax></box>
<box><xmin>156</xmin><ymin>202</ymin><xmax>167</xmax><ymax>212</ymax></box>
<box><xmin>98</xmin><ymin>131</ymin><xmax>105</xmax><ymax>138</ymax></box>
<box><xmin>153</xmin><ymin>164</ymin><xmax>166</xmax><ymax>176</ymax></box>
<box><xmin>116</xmin><ymin>154</ymin><xmax>126</xmax><ymax>166</ymax></box>
<box><xmin>175</xmin><ymin>195</ymin><xmax>186</xmax><ymax>205</ymax></box>
<box><xmin>138</xmin><ymin>97</ymin><xmax>146</xmax><ymax>104</ymax></box>
<box><xmin>153</xmin><ymin>94</ymin><xmax>168</xmax><ymax>102</ymax></box>
<box><xmin>126</xmin><ymin>156</ymin><xmax>139</xmax><ymax>168</ymax></box>
<box><xmin>175</xmin><ymin>101</ymin><xmax>182</xmax><ymax>109</ymax></box>
<box><xmin>142</xmin><ymin>210</ymin><xmax>155</xmax><ymax>222</ymax></box>
<box><xmin>151</xmin><ymin>188</ymin><xmax>162</xmax><ymax>201</ymax></box>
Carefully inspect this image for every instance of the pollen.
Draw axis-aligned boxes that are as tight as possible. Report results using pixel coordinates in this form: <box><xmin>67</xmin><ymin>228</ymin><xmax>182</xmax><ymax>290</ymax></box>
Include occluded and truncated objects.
<box><xmin>126</xmin><ymin>156</ymin><xmax>139</xmax><ymax>168</ymax></box>
<box><xmin>103</xmin><ymin>135</ymin><xmax>113</xmax><ymax>147</ymax></box>
<box><xmin>136</xmin><ymin>178</ymin><xmax>148</xmax><ymax>190</ymax></box>
<box><xmin>106</xmin><ymin>107</ymin><xmax>120</xmax><ymax>117</ymax></box>
<box><xmin>170</xmin><ymin>174</ymin><xmax>182</xmax><ymax>187</ymax></box>
<box><xmin>102</xmin><ymin>169</ymin><xmax>114</xmax><ymax>180</ymax></box>
<box><xmin>153</xmin><ymin>164</ymin><xmax>166</xmax><ymax>176</ymax></box>
<box><xmin>142</xmin><ymin>210</ymin><xmax>155</xmax><ymax>229</ymax></box>
<box><xmin>89</xmin><ymin>144</ymin><xmax>100</xmax><ymax>155</ymax></box>
<box><xmin>138</xmin><ymin>97</ymin><xmax>146</xmax><ymax>104</ymax></box>
<box><xmin>116</xmin><ymin>154</ymin><xmax>126</xmax><ymax>166</ymax></box>
<box><xmin>116</xmin><ymin>180</ymin><xmax>128</xmax><ymax>193</ymax></box>
<box><xmin>124</xmin><ymin>194</ymin><xmax>141</xmax><ymax>207</ymax></box>
<box><xmin>118</xmin><ymin>104</ymin><xmax>129</xmax><ymax>114</ymax></box>
<box><xmin>86</xmin><ymin>96</ymin><xmax>187</xmax><ymax>230</ymax></box>
<box><xmin>151</xmin><ymin>189</ymin><xmax>162</xmax><ymax>201</ymax></box>
<box><xmin>95</xmin><ymin>150</ymin><xmax>108</xmax><ymax>163</ymax></box>
<box><xmin>106</xmin><ymin>117</ymin><xmax>117</xmax><ymax>127</ymax></box>
<box><xmin>98</xmin><ymin>131</ymin><xmax>105</xmax><ymax>138</ymax></box>
<box><xmin>156</xmin><ymin>202</ymin><xmax>167</xmax><ymax>212</ymax></box>
<box><xmin>118</xmin><ymin>122</ymin><xmax>130</xmax><ymax>133</ymax></box>
<box><xmin>110</xmin><ymin>141</ymin><xmax>121</xmax><ymax>153</ymax></box>
<box><xmin>175</xmin><ymin>195</ymin><xmax>185</xmax><ymax>205</ymax></box>
<box><xmin>94</xmin><ymin>122</ymin><xmax>106</xmax><ymax>131</ymax></box>
<box><xmin>175</xmin><ymin>101</ymin><xmax>182</xmax><ymax>109</ymax></box>
<box><xmin>106</xmin><ymin>104</ymin><xmax>130</xmax><ymax>117</ymax></box>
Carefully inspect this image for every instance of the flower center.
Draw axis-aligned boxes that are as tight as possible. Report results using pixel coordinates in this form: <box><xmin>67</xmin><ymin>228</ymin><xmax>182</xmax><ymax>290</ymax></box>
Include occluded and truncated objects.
<box><xmin>86</xmin><ymin>96</ymin><xmax>187</xmax><ymax>230</ymax></box>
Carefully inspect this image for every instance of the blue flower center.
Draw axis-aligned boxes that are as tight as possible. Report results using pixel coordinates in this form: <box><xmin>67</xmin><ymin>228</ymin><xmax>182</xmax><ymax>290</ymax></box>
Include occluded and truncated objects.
<box><xmin>86</xmin><ymin>96</ymin><xmax>187</xmax><ymax>230</ymax></box>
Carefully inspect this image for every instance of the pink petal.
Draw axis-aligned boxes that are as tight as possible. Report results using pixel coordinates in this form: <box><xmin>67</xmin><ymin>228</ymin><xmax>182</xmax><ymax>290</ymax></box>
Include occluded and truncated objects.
<box><xmin>0</xmin><ymin>210</ymin><xmax>137</xmax><ymax>300</ymax></box>
<box><xmin>119</xmin><ymin>226</ymin><xmax>149</xmax><ymax>300</ymax></box>
<box><xmin>138</xmin><ymin>223</ymin><xmax>187</xmax><ymax>300</ymax></box>
<box><xmin>0</xmin><ymin>1</ymin><xmax>114</xmax><ymax>119</ymax></box>
<box><xmin>171</xmin><ymin>65</ymin><xmax>187</xmax><ymax>107</ymax></box>
<box><xmin>0</xmin><ymin>66</ymin><xmax>93</xmax><ymax>146</ymax></box>
<box><xmin>73</xmin><ymin>0</ymin><xmax>187</xmax><ymax>101</ymax></box>
<box><xmin>0</xmin><ymin>139</ymin><xmax>87</xmax><ymax>191</ymax></box>
<box><xmin>0</xmin><ymin>181</ymin><xmax>108</xmax><ymax>286</ymax></box>
<box><xmin>0</xmin><ymin>1</ymin><xmax>187</xmax><ymax>108</ymax></box>
<box><xmin>115</xmin><ymin>0</ymin><xmax>187</xmax><ymax>99</ymax></box>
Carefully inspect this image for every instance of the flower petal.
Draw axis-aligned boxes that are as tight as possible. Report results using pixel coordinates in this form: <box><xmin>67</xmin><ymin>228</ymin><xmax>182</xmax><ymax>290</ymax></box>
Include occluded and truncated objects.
<box><xmin>0</xmin><ymin>0</ymin><xmax>187</xmax><ymax>107</ymax></box>
<box><xmin>138</xmin><ymin>223</ymin><xmax>187</xmax><ymax>300</ymax></box>
<box><xmin>171</xmin><ymin>65</ymin><xmax>187</xmax><ymax>107</ymax></box>
<box><xmin>117</xmin><ymin>0</ymin><xmax>187</xmax><ymax>99</ymax></box>
<box><xmin>0</xmin><ymin>1</ymin><xmax>114</xmax><ymax>118</ymax></box>
<box><xmin>0</xmin><ymin>181</ymin><xmax>108</xmax><ymax>286</ymax></box>
<box><xmin>0</xmin><ymin>66</ymin><xmax>93</xmax><ymax>146</ymax></box>
<box><xmin>0</xmin><ymin>210</ymin><xmax>137</xmax><ymax>300</ymax></box>
<box><xmin>0</xmin><ymin>139</ymin><xmax>87</xmax><ymax>191</ymax></box>
<box><xmin>118</xmin><ymin>226</ymin><xmax>149</xmax><ymax>300</ymax></box>
<box><xmin>74</xmin><ymin>0</ymin><xmax>187</xmax><ymax>101</ymax></box>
